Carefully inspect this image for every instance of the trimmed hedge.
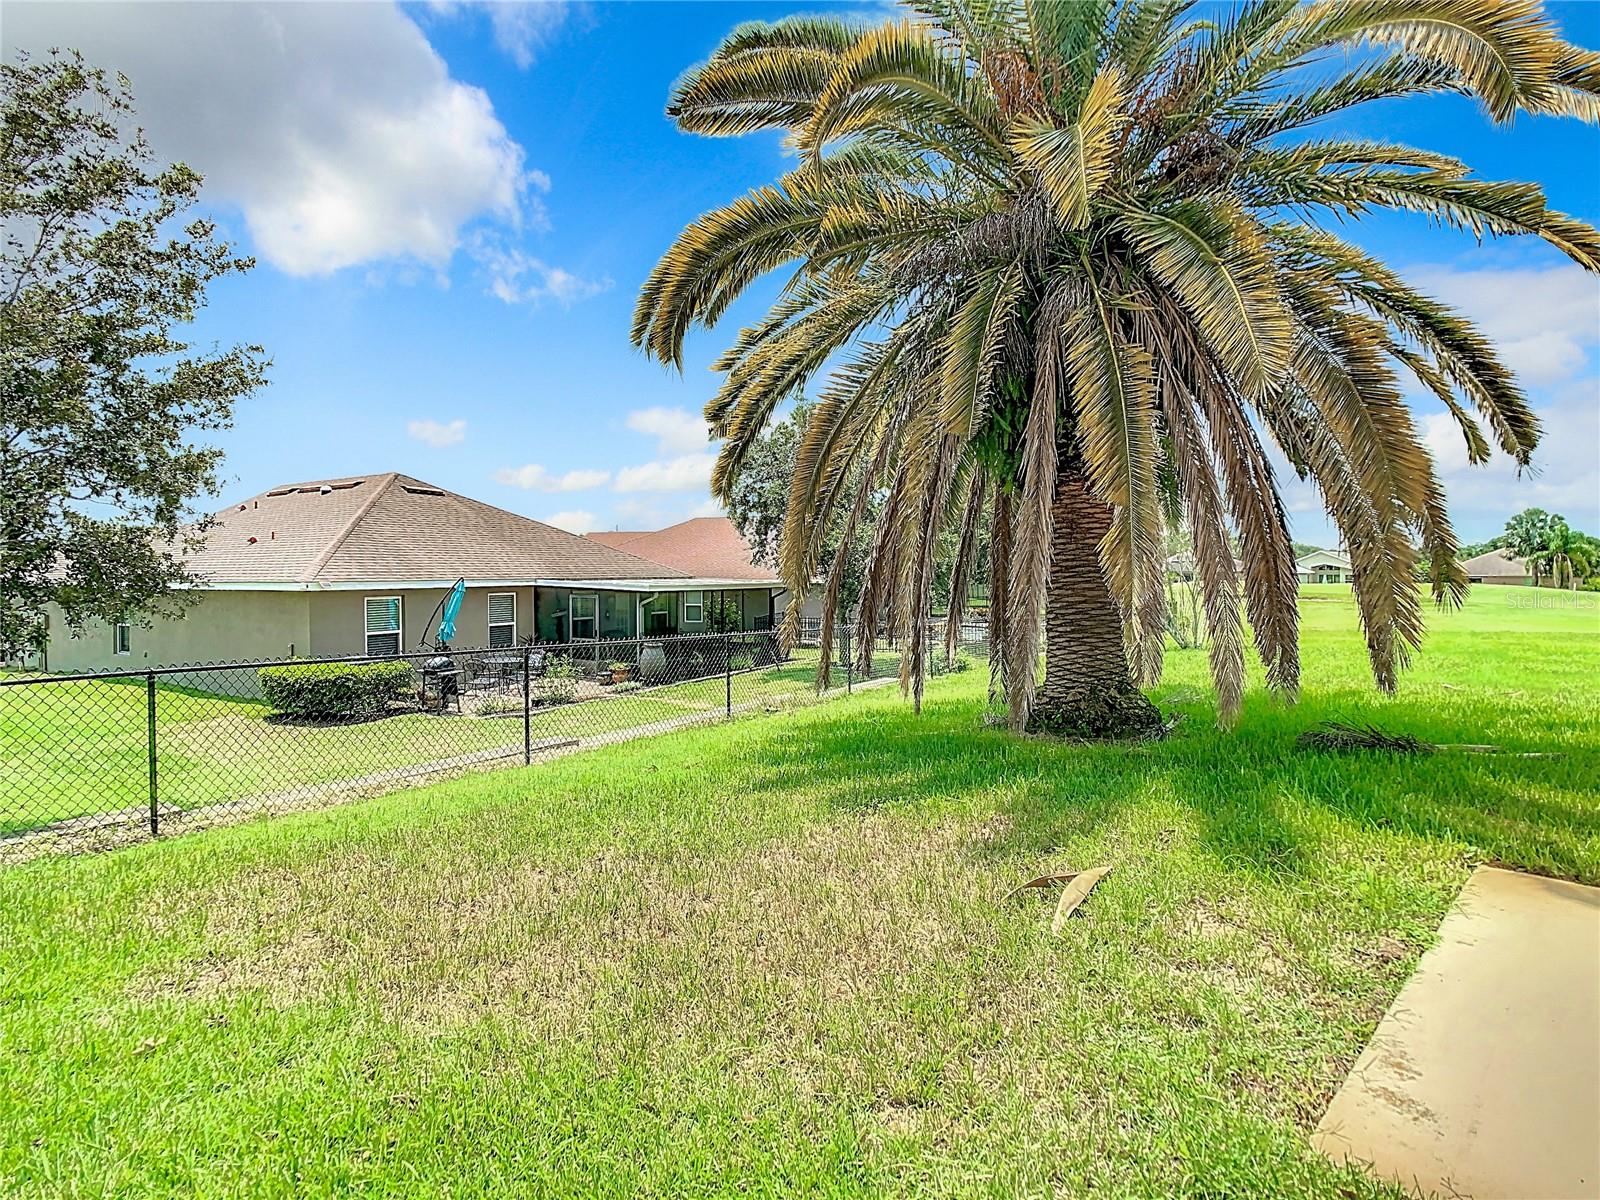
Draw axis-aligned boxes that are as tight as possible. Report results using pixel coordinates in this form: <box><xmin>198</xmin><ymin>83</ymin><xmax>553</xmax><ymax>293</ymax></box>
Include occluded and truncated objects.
<box><xmin>259</xmin><ymin>660</ymin><xmax>415</xmax><ymax>721</ymax></box>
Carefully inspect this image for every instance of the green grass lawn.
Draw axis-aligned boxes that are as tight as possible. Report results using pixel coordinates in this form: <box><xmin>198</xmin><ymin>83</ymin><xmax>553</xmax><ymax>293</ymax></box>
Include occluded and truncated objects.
<box><xmin>1</xmin><ymin>586</ymin><xmax>1595</xmax><ymax>1196</ymax></box>
<box><xmin>0</xmin><ymin>651</ymin><xmax>836</xmax><ymax>835</ymax></box>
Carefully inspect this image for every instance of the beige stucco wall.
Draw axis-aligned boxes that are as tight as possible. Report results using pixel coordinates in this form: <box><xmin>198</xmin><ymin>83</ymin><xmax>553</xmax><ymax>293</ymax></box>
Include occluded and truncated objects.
<box><xmin>306</xmin><ymin>585</ymin><xmax>536</xmax><ymax>656</ymax></box>
<box><xmin>45</xmin><ymin>591</ymin><xmax>311</xmax><ymax>674</ymax></box>
<box><xmin>42</xmin><ymin>582</ymin><xmax>775</xmax><ymax>674</ymax></box>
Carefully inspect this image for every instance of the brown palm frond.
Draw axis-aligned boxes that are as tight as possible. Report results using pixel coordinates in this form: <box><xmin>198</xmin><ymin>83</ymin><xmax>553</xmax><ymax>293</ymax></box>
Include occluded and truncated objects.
<box><xmin>1165</xmin><ymin>388</ymin><xmax>1246</xmax><ymax>721</ymax></box>
<box><xmin>1119</xmin><ymin>197</ymin><xmax>1292</xmax><ymax>401</ymax></box>
<box><xmin>1390</xmin><ymin>343</ymin><xmax>1492</xmax><ymax>467</ymax></box>
<box><xmin>1289</xmin><ymin>0</ymin><xmax>1568</xmax><ymax>124</ymax></box>
<box><xmin>945</xmin><ymin>469</ymin><xmax>989</xmax><ymax>660</ymax></box>
<box><xmin>1276</xmin><ymin>225</ymin><xmax>1541</xmax><ymax>464</ymax></box>
<box><xmin>1184</xmin><ymin>336</ymin><xmax>1300</xmax><ymax>695</ymax></box>
<box><xmin>938</xmin><ymin>261</ymin><xmax>1027</xmax><ymax>434</ymax></box>
<box><xmin>802</xmin><ymin>19</ymin><xmax>1011</xmax><ymax>168</ymax></box>
<box><xmin>988</xmin><ymin>485</ymin><xmax>1014</xmax><ymax>706</ymax></box>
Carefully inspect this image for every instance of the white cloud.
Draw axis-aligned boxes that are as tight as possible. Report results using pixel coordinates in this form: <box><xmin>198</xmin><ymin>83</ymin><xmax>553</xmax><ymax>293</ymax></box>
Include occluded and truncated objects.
<box><xmin>474</xmin><ymin>236</ymin><xmax>611</xmax><ymax>305</ymax></box>
<box><xmin>613</xmin><ymin>453</ymin><xmax>717</xmax><ymax>493</ymax></box>
<box><xmin>426</xmin><ymin>1</ymin><xmax>573</xmax><ymax>68</ymax></box>
<box><xmin>407</xmin><ymin>418</ymin><xmax>467</xmax><ymax>448</ymax></box>
<box><xmin>1420</xmin><ymin>390</ymin><xmax>1600</xmax><ymax>527</ymax></box>
<box><xmin>494</xmin><ymin>464</ymin><xmax>611</xmax><ymax>492</ymax></box>
<box><xmin>543</xmin><ymin>509</ymin><xmax>600</xmax><ymax>534</ymax></box>
<box><xmin>609</xmin><ymin>407</ymin><xmax>716</xmax><ymax>498</ymax></box>
<box><xmin>2</xmin><ymin>3</ymin><xmax>560</xmax><ymax>277</ymax></box>
<box><xmin>625</xmin><ymin>406</ymin><xmax>710</xmax><ymax>454</ymax></box>
<box><xmin>485</xmin><ymin>2</ymin><xmax>572</xmax><ymax>67</ymax></box>
<box><xmin>1397</xmin><ymin>263</ymin><xmax>1600</xmax><ymax>535</ymax></box>
<box><xmin>1408</xmin><ymin>263</ymin><xmax>1600</xmax><ymax>387</ymax></box>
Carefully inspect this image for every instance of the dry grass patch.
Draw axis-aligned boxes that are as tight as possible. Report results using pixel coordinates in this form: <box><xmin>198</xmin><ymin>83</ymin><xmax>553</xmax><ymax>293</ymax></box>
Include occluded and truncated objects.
<box><xmin>139</xmin><ymin>815</ymin><xmax>1067</xmax><ymax>1086</ymax></box>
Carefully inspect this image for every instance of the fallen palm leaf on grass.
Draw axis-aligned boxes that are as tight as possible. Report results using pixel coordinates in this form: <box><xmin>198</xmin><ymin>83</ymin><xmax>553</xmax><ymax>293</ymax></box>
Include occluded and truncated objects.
<box><xmin>1003</xmin><ymin>866</ymin><xmax>1113</xmax><ymax>933</ymax></box>
<box><xmin>1297</xmin><ymin>722</ymin><xmax>1433</xmax><ymax>754</ymax></box>
<box><xmin>1297</xmin><ymin>721</ymin><xmax>1560</xmax><ymax>758</ymax></box>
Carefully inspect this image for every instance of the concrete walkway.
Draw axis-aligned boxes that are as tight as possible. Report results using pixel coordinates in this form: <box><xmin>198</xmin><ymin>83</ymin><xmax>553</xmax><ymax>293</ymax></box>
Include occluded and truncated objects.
<box><xmin>1315</xmin><ymin>867</ymin><xmax>1600</xmax><ymax>1199</ymax></box>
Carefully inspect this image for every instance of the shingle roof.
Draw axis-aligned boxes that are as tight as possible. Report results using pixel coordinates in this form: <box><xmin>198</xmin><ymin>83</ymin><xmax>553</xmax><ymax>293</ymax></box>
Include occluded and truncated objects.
<box><xmin>1459</xmin><ymin>548</ymin><xmax>1529</xmax><ymax>577</ymax></box>
<box><xmin>186</xmin><ymin>473</ymin><xmax>685</xmax><ymax>585</ymax></box>
<box><xmin>586</xmin><ymin>517</ymin><xmax>779</xmax><ymax>582</ymax></box>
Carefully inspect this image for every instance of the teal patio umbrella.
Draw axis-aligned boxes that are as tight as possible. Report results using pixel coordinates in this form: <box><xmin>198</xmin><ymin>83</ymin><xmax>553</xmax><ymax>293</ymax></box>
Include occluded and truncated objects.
<box><xmin>434</xmin><ymin>578</ymin><xmax>467</xmax><ymax>647</ymax></box>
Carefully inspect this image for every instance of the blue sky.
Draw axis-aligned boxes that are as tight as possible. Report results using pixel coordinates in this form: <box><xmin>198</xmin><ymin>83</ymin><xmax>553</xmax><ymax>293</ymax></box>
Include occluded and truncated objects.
<box><xmin>6</xmin><ymin>1</ymin><xmax>1599</xmax><ymax>545</ymax></box>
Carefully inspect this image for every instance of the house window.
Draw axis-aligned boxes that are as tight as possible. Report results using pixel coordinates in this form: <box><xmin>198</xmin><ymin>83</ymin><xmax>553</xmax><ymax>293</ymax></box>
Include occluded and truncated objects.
<box><xmin>364</xmin><ymin>596</ymin><xmax>402</xmax><ymax>656</ymax></box>
<box><xmin>488</xmin><ymin>592</ymin><xmax>516</xmax><ymax>648</ymax></box>
<box><xmin>114</xmin><ymin>623</ymin><xmax>132</xmax><ymax>655</ymax></box>
<box><xmin>570</xmin><ymin>593</ymin><xmax>598</xmax><ymax>641</ymax></box>
<box><xmin>682</xmin><ymin>590</ymin><xmax>704</xmax><ymax>624</ymax></box>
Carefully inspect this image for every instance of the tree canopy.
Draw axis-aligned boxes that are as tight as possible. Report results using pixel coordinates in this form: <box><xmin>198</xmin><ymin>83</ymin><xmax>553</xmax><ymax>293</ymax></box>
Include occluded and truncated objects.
<box><xmin>1</xmin><ymin>52</ymin><xmax>266</xmax><ymax>658</ymax></box>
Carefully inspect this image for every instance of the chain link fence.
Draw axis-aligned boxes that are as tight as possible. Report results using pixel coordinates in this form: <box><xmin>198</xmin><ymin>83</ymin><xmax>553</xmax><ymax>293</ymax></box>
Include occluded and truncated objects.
<box><xmin>1</xmin><ymin>624</ymin><xmax>987</xmax><ymax>860</ymax></box>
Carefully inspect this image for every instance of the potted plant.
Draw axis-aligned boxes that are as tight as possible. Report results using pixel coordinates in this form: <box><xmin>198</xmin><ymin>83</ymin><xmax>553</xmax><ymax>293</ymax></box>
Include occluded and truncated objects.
<box><xmin>607</xmin><ymin>660</ymin><xmax>632</xmax><ymax>685</ymax></box>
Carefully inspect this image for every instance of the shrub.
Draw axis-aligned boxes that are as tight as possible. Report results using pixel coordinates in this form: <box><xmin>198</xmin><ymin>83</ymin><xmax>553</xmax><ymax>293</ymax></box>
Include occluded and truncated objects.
<box><xmin>928</xmin><ymin>650</ymin><xmax>973</xmax><ymax>677</ymax></box>
<box><xmin>612</xmin><ymin>680</ymin><xmax>642</xmax><ymax>693</ymax></box>
<box><xmin>259</xmin><ymin>660</ymin><xmax>414</xmax><ymax>721</ymax></box>
<box><xmin>470</xmin><ymin>693</ymin><xmax>523</xmax><ymax>717</ymax></box>
<box><xmin>535</xmin><ymin>656</ymin><xmax>579</xmax><ymax>705</ymax></box>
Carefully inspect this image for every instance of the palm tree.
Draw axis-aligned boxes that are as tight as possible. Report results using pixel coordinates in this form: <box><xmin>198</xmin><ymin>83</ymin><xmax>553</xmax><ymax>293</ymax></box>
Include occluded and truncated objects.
<box><xmin>633</xmin><ymin>0</ymin><xmax>1600</xmax><ymax>736</ymax></box>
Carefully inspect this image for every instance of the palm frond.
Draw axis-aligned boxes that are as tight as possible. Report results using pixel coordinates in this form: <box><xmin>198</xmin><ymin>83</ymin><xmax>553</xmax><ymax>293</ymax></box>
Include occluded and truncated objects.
<box><xmin>1390</xmin><ymin>343</ymin><xmax>1492</xmax><ymax>466</ymax></box>
<box><xmin>668</xmin><ymin>18</ymin><xmax>861</xmax><ymax>137</ymax></box>
<box><xmin>1291</xmin><ymin>0</ymin><xmax>1567</xmax><ymax>124</ymax></box>
<box><xmin>1120</xmin><ymin>198</ymin><xmax>1291</xmax><ymax>400</ymax></box>
<box><xmin>1003</xmin><ymin>280</ymin><xmax>1069</xmax><ymax>729</ymax></box>
<box><xmin>1009</xmin><ymin>65</ymin><xmax>1127</xmax><ymax>228</ymax></box>
<box><xmin>938</xmin><ymin>260</ymin><xmax>1026</xmax><ymax>433</ymax></box>
<box><xmin>802</xmin><ymin>19</ymin><xmax>1011</xmax><ymax>167</ymax></box>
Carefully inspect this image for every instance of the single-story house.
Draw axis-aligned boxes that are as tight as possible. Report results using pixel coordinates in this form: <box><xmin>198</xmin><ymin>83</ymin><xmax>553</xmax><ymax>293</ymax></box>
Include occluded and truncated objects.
<box><xmin>1296</xmin><ymin>548</ymin><xmax>1355</xmax><ymax>585</ymax></box>
<box><xmin>1459</xmin><ymin>548</ymin><xmax>1531</xmax><ymax>585</ymax></box>
<box><xmin>44</xmin><ymin>473</ymin><xmax>785</xmax><ymax>673</ymax></box>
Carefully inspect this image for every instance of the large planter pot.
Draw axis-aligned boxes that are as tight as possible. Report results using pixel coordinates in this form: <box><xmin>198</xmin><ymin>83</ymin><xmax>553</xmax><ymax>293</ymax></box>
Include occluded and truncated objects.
<box><xmin>639</xmin><ymin>640</ymin><xmax>667</xmax><ymax>684</ymax></box>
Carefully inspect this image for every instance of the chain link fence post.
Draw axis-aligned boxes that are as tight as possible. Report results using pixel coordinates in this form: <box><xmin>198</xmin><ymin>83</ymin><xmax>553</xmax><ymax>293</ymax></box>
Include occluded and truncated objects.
<box><xmin>145</xmin><ymin>671</ymin><xmax>159</xmax><ymax>837</ymax></box>
<box><xmin>724</xmin><ymin>631</ymin><xmax>733</xmax><ymax>718</ymax></box>
<box><xmin>844</xmin><ymin>623</ymin><xmax>853</xmax><ymax>694</ymax></box>
<box><xmin>522</xmin><ymin>645</ymin><xmax>533</xmax><ymax>765</ymax></box>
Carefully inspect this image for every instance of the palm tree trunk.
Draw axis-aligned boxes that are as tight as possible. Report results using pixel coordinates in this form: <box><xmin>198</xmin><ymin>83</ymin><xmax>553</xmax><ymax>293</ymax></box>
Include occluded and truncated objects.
<box><xmin>1027</xmin><ymin>468</ymin><xmax>1163</xmax><ymax>738</ymax></box>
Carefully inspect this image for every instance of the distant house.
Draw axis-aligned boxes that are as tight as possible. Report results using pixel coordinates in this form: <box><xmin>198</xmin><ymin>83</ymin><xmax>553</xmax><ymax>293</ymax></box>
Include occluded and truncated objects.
<box><xmin>587</xmin><ymin>516</ymin><xmax>821</xmax><ymax>624</ymax></box>
<box><xmin>1459</xmin><ymin>548</ymin><xmax>1531</xmax><ymax>586</ymax></box>
<box><xmin>44</xmin><ymin>474</ymin><xmax>785</xmax><ymax>672</ymax></box>
<box><xmin>1296</xmin><ymin>548</ymin><xmax>1354</xmax><ymax>584</ymax></box>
